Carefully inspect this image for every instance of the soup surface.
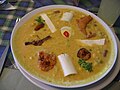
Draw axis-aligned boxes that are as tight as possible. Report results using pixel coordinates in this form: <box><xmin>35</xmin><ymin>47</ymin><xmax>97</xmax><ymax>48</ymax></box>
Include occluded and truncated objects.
<box><xmin>12</xmin><ymin>8</ymin><xmax>114</xmax><ymax>86</ymax></box>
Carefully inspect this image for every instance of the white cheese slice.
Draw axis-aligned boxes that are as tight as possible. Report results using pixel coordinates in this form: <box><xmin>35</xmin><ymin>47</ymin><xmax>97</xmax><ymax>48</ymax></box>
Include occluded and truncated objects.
<box><xmin>77</xmin><ymin>38</ymin><xmax>105</xmax><ymax>46</ymax></box>
<box><xmin>61</xmin><ymin>12</ymin><xmax>73</xmax><ymax>22</ymax></box>
<box><xmin>58</xmin><ymin>54</ymin><xmax>77</xmax><ymax>77</ymax></box>
<box><xmin>40</xmin><ymin>13</ymin><xmax>56</xmax><ymax>33</ymax></box>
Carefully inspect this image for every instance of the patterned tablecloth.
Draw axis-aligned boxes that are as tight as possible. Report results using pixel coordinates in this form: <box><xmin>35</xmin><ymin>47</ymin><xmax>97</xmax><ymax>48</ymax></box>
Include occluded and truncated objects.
<box><xmin>0</xmin><ymin>0</ymin><xmax>120</xmax><ymax>89</ymax></box>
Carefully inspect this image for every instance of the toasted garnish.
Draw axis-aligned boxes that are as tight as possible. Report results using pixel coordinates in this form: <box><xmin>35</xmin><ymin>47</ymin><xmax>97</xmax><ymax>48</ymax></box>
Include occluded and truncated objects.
<box><xmin>77</xmin><ymin>15</ymin><xmax>93</xmax><ymax>35</ymax></box>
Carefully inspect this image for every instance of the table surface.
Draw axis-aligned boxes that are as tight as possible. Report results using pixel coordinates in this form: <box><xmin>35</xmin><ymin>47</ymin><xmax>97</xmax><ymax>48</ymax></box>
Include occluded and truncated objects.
<box><xmin>0</xmin><ymin>0</ymin><xmax>120</xmax><ymax>90</ymax></box>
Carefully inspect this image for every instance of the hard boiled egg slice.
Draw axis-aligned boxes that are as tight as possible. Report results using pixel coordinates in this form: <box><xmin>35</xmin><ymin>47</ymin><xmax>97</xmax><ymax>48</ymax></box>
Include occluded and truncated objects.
<box><xmin>60</xmin><ymin>26</ymin><xmax>72</xmax><ymax>38</ymax></box>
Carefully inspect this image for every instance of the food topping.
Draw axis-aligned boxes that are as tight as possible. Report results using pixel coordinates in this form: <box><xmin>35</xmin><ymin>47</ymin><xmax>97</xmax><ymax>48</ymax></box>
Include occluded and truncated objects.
<box><xmin>61</xmin><ymin>12</ymin><xmax>73</xmax><ymax>22</ymax></box>
<box><xmin>77</xmin><ymin>48</ymin><xmax>91</xmax><ymax>60</ymax></box>
<box><xmin>40</xmin><ymin>13</ymin><xmax>57</xmax><ymax>33</ymax></box>
<box><xmin>60</xmin><ymin>26</ymin><xmax>72</xmax><ymax>38</ymax></box>
<box><xmin>103</xmin><ymin>50</ymin><xmax>108</xmax><ymax>57</ymax></box>
<box><xmin>35</xmin><ymin>16</ymin><xmax>45</xmax><ymax>23</ymax></box>
<box><xmin>34</xmin><ymin>23</ymin><xmax>45</xmax><ymax>31</ymax></box>
<box><xmin>58</xmin><ymin>54</ymin><xmax>77</xmax><ymax>76</ymax></box>
<box><xmin>78</xmin><ymin>59</ymin><xmax>93</xmax><ymax>72</ymax></box>
<box><xmin>34</xmin><ymin>16</ymin><xmax>45</xmax><ymax>31</ymax></box>
<box><xmin>63</xmin><ymin>31</ymin><xmax>69</xmax><ymax>37</ymax></box>
<box><xmin>38</xmin><ymin>51</ymin><xmax>56</xmax><ymax>71</ymax></box>
<box><xmin>76</xmin><ymin>15</ymin><xmax>93</xmax><ymax>35</ymax></box>
<box><xmin>25</xmin><ymin>36</ymin><xmax>51</xmax><ymax>46</ymax></box>
<box><xmin>77</xmin><ymin>38</ymin><xmax>105</xmax><ymax>46</ymax></box>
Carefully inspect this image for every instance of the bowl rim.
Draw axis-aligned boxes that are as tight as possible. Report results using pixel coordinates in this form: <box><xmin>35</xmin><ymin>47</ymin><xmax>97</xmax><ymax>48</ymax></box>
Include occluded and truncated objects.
<box><xmin>10</xmin><ymin>5</ymin><xmax>118</xmax><ymax>88</ymax></box>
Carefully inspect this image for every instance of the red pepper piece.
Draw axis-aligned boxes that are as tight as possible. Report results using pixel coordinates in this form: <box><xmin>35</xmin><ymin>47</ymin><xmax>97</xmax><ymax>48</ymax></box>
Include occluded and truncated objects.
<box><xmin>34</xmin><ymin>23</ymin><xmax>44</xmax><ymax>31</ymax></box>
<box><xmin>63</xmin><ymin>31</ymin><xmax>69</xmax><ymax>37</ymax></box>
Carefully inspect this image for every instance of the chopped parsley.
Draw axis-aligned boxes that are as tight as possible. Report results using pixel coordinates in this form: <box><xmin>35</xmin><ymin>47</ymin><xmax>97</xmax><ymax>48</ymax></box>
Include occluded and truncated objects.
<box><xmin>35</xmin><ymin>16</ymin><xmax>45</xmax><ymax>24</ymax></box>
<box><xmin>78</xmin><ymin>59</ymin><xmax>93</xmax><ymax>72</ymax></box>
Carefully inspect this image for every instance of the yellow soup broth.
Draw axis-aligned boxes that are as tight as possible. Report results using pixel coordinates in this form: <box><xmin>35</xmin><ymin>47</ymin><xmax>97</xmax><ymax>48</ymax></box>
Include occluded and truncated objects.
<box><xmin>13</xmin><ymin>9</ymin><xmax>113</xmax><ymax>86</ymax></box>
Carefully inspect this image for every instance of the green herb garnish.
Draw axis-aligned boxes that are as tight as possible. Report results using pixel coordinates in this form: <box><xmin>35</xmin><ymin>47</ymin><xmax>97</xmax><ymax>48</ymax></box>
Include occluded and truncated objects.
<box><xmin>35</xmin><ymin>16</ymin><xmax>45</xmax><ymax>24</ymax></box>
<box><xmin>78</xmin><ymin>59</ymin><xmax>93</xmax><ymax>72</ymax></box>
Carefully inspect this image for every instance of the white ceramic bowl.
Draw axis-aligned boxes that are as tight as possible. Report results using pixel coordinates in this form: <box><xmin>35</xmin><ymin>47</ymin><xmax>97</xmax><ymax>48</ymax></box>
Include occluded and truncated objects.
<box><xmin>11</xmin><ymin>5</ymin><xmax>118</xmax><ymax>88</ymax></box>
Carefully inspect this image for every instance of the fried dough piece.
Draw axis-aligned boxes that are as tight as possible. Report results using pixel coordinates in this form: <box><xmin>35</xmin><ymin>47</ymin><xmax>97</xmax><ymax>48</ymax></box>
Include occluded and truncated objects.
<box><xmin>38</xmin><ymin>51</ymin><xmax>56</xmax><ymax>71</ymax></box>
<box><xmin>77</xmin><ymin>15</ymin><xmax>93</xmax><ymax>35</ymax></box>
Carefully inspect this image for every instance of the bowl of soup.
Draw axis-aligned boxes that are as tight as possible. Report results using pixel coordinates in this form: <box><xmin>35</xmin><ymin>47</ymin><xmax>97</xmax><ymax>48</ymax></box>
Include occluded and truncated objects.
<box><xmin>11</xmin><ymin>5</ymin><xmax>118</xmax><ymax>88</ymax></box>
